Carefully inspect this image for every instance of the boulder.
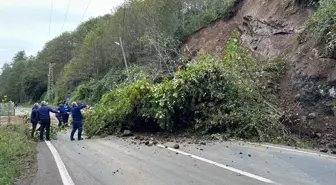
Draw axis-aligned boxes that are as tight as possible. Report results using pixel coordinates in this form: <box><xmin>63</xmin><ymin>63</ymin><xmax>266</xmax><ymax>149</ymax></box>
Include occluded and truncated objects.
<box><xmin>173</xmin><ymin>144</ymin><xmax>180</xmax><ymax>149</ymax></box>
<box><xmin>307</xmin><ymin>113</ymin><xmax>317</xmax><ymax>119</ymax></box>
<box><xmin>319</xmin><ymin>148</ymin><xmax>328</xmax><ymax>153</ymax></box>
<box><xmin>121</xmin><ymin>130</ymin><xmax>133</xmax><ymax>137</ymax></box>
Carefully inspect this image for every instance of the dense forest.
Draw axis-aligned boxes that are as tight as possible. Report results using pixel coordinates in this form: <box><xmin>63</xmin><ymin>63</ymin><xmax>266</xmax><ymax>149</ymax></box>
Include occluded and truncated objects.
<box><xmin>0</xmin><ymin>0</ymin><xmax>237</xmax><ymax>104</ymax></box>
<box><xmin>0</xmin><ymin>0</ymin><xmax>335</xmax><ymax>140</ymax></box>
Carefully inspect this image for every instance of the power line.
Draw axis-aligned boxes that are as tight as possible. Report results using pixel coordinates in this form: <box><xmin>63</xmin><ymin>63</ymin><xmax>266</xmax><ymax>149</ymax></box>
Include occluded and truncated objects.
<box><xmin>80</xmin><ymin>0</ymin><xmax>93</xmax><ymax>23</ymax></box>
<box><xmin>48</xmin><ymin>0</ymin><xmax>54</xmax><ymax>36</ymax></box>
<box><xmin>61</xmin><ymin>0</ymin><xmax>72</xmax><ymax>32</ymax></box>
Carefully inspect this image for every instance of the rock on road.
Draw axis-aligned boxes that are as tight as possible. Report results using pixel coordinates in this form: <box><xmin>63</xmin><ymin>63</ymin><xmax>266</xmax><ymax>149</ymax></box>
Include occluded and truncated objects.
<box><xmin>31</xmin><ymin>131</ymin><xmax>336</xmax><ymax>185</ymax></box>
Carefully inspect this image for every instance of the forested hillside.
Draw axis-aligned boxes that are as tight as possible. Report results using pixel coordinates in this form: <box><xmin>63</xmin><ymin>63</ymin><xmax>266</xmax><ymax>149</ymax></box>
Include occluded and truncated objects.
<box><xmin>0</xmin><ymin>0</ymin><xmax>237</xmax><ymax>104</ymax></box>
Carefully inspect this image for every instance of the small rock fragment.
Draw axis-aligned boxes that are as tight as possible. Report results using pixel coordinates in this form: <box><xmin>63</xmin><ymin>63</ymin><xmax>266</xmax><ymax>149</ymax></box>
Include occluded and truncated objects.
<box><xmin>121</xmin><ymin>130</ymin><xmax>133</xmax><ymax>137</ymax></box>
<box><xmin>173</xmin><ymin>144</ymin><xmax>180</xmax><ymax>149</ymax></box>
<box><xmin>200</xmin><ymin>142</ymin><xmax>206</xmax><ymax>145</ymax></box>
<box><xmin>320</xmin><ymin>148</ymin><xmax>328</xmax><ymax>153</ymax></box>
<box><xmin>145</xmin><ymin>141</ymin><xmax>150</xmax><ymax>145</ymax></box>
<box><xmin>239</xmin><ymin>152</ymin><xmax>243</xmax><ymax>155</ymax></box>
<box><xmin>307</xmin><ymin>113</ymin><xmax>317</xmax><ymax>119</ymax></box>
<box><xmin>134</xmin><ymin>135</ymin><xmax>140</xmax><ymax>140</ymax></box>
<box><xmin>294</xmin><ymin>94</ymin><xmax>300</xmax><ymax>101</ymax></box>
<box><xmin>331</xmin><ymin>150</ymin><xmax>336</xmax><ymax>155</ymax></box>
<box><xmin>315</xmin><ymin>133</ymin><xmax>322</xmax><ymax>138</ymax></box>
<box><xmin>248</xmin><ymin>154</ymin><xmax>251</xmax><ymax>157</ymax></box>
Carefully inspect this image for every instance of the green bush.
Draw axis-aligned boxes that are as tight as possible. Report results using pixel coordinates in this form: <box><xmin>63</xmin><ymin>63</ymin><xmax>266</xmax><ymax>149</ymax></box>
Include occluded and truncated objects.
<box><xmin>70</xmin><ymin>79</ymin><xmax>105</xmax><ymax>104</ymax></box>
<box><xmin>71</xmin><ymin>64</ymin><xmax>159</xmax><ymax>105</ymax></box>
<box><xmin>0</xmin><ymin>125</ymin><xmax>36</xmax><ymax>185</ymax></box>
<box><xmin>85</xmin><ymin>80</ymin><xmax>152</xmax><ymax>136</ymax></box>
<box><xmin>85</xmin><ymin>30</ymin><xmax>284</xmax><ymax>141</ymax></box>
<box><xmin>305</xmin><ymin>0</ymin><xmax>336</xmax><ymax>52</ymax></box>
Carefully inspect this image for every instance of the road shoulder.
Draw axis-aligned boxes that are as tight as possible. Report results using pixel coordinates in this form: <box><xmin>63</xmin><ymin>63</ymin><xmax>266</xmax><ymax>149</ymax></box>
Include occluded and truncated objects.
<box><xmin>30</xmin><ymin>142</ymin><xmax>63</xmax><ymax>185</ymax></box>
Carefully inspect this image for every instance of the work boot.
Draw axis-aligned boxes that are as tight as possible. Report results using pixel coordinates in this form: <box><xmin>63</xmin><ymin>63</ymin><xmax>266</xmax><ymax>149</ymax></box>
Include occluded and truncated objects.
<box><xmin>70</xmin><ymin>138</ymin><xmax>75</xmax><ymax>141</ymax></box>
<box><xmin>78</xmin><ymin>138</ymin><xmax>84</xmax><ymax>141</ymax></box>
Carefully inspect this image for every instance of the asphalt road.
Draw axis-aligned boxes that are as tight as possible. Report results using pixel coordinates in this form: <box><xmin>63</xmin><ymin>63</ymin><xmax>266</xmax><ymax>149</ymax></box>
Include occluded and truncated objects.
<box><xmin>31</xmin><ymin>131</ymin><xmax>336</xmax><ymax>185</ymax></box>
<box><xmin>15</xmin><ymin>107</ymin><xmax>31</xmax><ymax>116</ymax></box>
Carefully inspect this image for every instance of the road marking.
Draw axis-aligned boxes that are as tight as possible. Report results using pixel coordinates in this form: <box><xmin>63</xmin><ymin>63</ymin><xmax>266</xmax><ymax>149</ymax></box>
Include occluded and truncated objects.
<box><xmin>157</xmin><ymin>144</ymin><xmax>275</xmax><ymax>184</ymax></box>
<box><xmin>250</xmin><ymin>143</ymin><xmax>336</xmax><ymax>160</ymax></box>
<box><xmin>45</xmin><ymin>141</ymin><xmax>75</xmax><ymax>185</ymax></box>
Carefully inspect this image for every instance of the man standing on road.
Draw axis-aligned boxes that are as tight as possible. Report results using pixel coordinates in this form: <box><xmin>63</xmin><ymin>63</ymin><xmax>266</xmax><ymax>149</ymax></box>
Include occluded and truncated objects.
<box><xmin>56</xmin><ymin>102</ymin><xmax>67</xmax><ymax>127</ymax></box>
<box><xmin>63</xmin><ymin>101</ymin><xmax>71</xmax><ymax>127</ymax></box>
<box><xmin>70</xmin><ymin>102</ymin><xmax>87</xmax><ymax>141</ymax></box>
<box><xmin>30</xmin><ymin>103</ymin><xmax>39</xmax><ymax>138</ymax></box>
<box><xmin>37</xmin><ymin>101</ymin><xmax>59</xmax><ymax>141</ymax></box>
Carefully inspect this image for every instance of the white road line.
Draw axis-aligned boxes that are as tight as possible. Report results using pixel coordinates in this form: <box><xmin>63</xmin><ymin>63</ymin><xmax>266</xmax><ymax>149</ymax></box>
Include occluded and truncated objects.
<box><xmin>251</xmin><ymin>143</ymin><xmax>336</xmax><ymax>160</ymax></box>
<box><xmin>45</xmin><ymin>141</ymin><xmax>75</xmax><ymax>185</ymax></box>
<box><xmin>157</xmin><ymin>144</ymin><xmax>275</xmax><ymax>184</ymax></box>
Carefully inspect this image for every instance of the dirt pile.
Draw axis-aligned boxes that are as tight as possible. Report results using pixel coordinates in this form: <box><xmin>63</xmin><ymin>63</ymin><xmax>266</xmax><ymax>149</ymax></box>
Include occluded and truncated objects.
<box><xmin>182</xmin><ymin>0</ymin><xmax>336</xmax><ymax>150</ymax></box>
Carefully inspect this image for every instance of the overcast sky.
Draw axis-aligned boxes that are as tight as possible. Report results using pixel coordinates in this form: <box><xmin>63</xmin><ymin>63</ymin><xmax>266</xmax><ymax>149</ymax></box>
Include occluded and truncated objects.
<box><xmin>0</xmin><ymin>0</ymin><xmax>124</xmax><ymax>68</ymax></box>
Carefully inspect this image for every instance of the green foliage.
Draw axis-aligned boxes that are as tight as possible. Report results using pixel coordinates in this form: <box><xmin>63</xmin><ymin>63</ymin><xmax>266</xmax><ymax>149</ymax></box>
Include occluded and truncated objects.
<box><xmin>304</xmin><ymin>0</ymin><xmax>336</xmax><ymax>52</ymax></box>
<box><xmin>256</xmin><ymin>57</ymin><xmax>286</xmax><ymax>102</ymax></box>
<box><xmin>85</xmin><ymin>31</ymin><xmax>285</xmax><ymax>141</ymax></box>
<box><xmin>182</xmin><ymin>0</ymin><xmax>237</xmax><ymax>35</ymax></box>
<box><xmin>0</xmin><ymin>125</ymin><xmax>36</xmax><ymax>185</ymax></box>
<box><xmin>71</xmin><ymin>79</ymin><xmax>105</xmax><ymax>104</ymax></box>
<box><xmin>85</xmin><ymin>80</ymin><xmax>152</xmax><ymax>136</ymax></box>
<box><xmin>1</xmin><ymin>0</ymin><xmax>238</xmax><ymax>104</ymax></box>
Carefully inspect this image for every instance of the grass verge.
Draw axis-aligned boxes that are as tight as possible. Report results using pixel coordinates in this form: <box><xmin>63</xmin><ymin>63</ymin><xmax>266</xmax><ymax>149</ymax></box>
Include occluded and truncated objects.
<box><xmin>0</xmin><ymin>124</ymin><xmax>37</xmax><ymax>185</ymax></box>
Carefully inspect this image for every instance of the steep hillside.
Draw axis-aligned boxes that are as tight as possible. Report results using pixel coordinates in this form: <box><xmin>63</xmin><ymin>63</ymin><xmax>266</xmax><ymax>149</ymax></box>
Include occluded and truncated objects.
<box><xmin>183</xmin><ymin>0</ymin><xmax>314</xmax><ymax>58</ymax></box>
<box><xmin>183</xmin><ymin>0</ymin><xmax>336</xmax><ymax>149</ymax></box>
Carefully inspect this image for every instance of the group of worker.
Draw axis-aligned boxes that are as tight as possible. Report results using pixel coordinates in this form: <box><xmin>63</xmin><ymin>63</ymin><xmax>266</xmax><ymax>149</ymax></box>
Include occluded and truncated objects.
<box><xmin>30</xmin><ymin>101</ymin><xmax>88</xmax><ymax>141</ymax></box>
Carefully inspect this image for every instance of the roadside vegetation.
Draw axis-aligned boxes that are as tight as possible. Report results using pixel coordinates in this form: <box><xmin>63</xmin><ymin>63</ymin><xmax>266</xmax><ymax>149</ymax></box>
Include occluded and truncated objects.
<box><xmin>304</xmin><ymin>0</ymin><xmax>336</xmax><ymax>53</ymax></box>
<box><xmin>85</xmin><ymin>31</ymin><xmax>288</xmax><ymax>142</ymax></box>
<box><xmin>0</xmin><ymin>0</ymin><xmax>237</xmax><ymax>105</ymax></box>
<box><xmin>0</xmin><ymin>124</ymin><xmax>36</xmax><ymax>185</ymax></box>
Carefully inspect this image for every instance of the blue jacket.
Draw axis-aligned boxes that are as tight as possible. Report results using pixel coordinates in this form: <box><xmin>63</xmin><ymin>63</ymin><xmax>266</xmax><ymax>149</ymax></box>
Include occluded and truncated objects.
<box><xmin>57</xmin><ymin>105</ymin><xmax>67</xmax><ymax>114</ymax></box>
<box><xmin>64</xmin><ymin>104</ymin><xmax>71</xmax><ymax>112</ymax></box>
<box><xmin>37</xmin><ymin>105</ymin><xmax>58</xmax><ymax>120</ymax></box>
<box><xmin>30</xmin><ymin>106</ymin><xmax>39</xmax><ymax>123</ymax></box>
<box><xmin>71</xmin><ymin>105</ymin><xmax>87</xmax><ymax>123</ymax></box>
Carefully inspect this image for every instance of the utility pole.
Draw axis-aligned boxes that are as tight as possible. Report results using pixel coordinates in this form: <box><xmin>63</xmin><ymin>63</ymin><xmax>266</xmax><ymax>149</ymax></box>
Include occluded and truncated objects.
<box><xmin>115</xmin><ymin>37</ymin><xmax>131</xmax><ymax>82</ymax></box>
<box><xmin>48</xmin><ymin>63</ymin><xmax>56</xmax><ymax>104</ymax></box>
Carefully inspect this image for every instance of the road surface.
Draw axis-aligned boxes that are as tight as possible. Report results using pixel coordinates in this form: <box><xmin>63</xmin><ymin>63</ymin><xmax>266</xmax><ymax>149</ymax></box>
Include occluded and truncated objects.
<box><xmin>31</xmin><ymin>131</ymin><xmax>336</xmax><ymax>185</ymax></box>
<box><xmin>15</xmin><ymin>107</ymin><xmax>31</xmax><ymax>116</ymax></box>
